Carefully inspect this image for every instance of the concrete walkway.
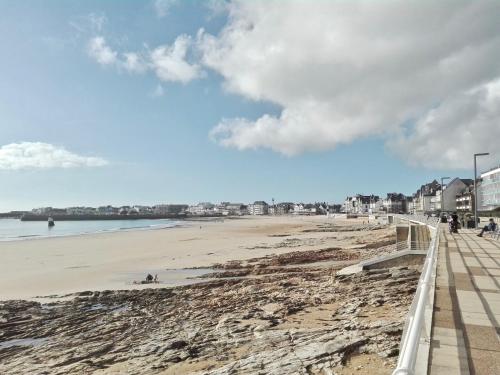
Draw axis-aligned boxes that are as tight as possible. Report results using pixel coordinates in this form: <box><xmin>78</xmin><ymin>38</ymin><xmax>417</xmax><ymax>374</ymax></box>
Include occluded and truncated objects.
<box><xmin>428</xmin><ymin>226</ymin><xmax>500</xmax><ymax>374</ymax></box>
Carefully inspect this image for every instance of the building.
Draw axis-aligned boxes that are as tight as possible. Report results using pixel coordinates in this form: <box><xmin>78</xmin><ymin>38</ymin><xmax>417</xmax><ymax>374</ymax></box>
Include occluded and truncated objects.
<box><xmin>413</xmin><ymin>180</ymin><xmax>440</xmax><ymax>213</ymax></box>
<box><xmin>97</xmin><ymin>205</ymin><xmax>119</xmax><ymax>215</ymax></box>
<box><xmin>406</xmin><ymin>196</ymin><xmax>416</xmax><ymax>214</ymax></box>
<box><xmin>187</xmin><ymin>202</ymin><xmax>215</xmax><ymax>216</ymax></box>
<box><xmin>456</xmin><ymin>186</ymin><xmax>474</xmax><ymax>213</ymax></box>
<box><xmin>345</xmin><ymin>195</ymin><xmax>379</xmax><ymax>214</ymax></box>
<box><xmin>369</xmin><ymin>196</ymin><xmax>383</xmax><ymax>214</ymax></box>
<box><xmin>479</xmin><ymin>166</ymin><xmax>500</xmax><ymax>211</ymax></box>
<box><xmin>441</xmin><ymin>178</ymin><xmax>474</xmax><ymax>212</ymax></box>
<box><xmin>248</xmin><ymin>201</ymin><xmax>268</xmax><ymax>215</ymax></box>
<box><xmin>133</xmin><ymin>205</ymin><xmax>152</xmax><ymax>214</ymax></box>
<box><xmin>383</xmin><ymin>193</ymin><xmax>407</xmax><ymax>213</ymax></box>
<box><xmin>119</xmin><ymin>206</ymin><xmax>131</xmax><ymax>215</ymax></box>
<box><xmin>66</xmin><ymin>207</ymin><xmax>97</xmax><ymax>215</ymax></box>
<box><xmin>273</xmin><ymin>202</ymin><xmax>294</xmax><ymax>215</ymax></box>
<box><xmin>213</xmin><ymin>202</ymin><xmax>246</xmax><ymax>216</ymax></box>
<box><xmin>153</xmin><ymin>204</ymin><xmax>188</xmax><ymax>215</ymax></box>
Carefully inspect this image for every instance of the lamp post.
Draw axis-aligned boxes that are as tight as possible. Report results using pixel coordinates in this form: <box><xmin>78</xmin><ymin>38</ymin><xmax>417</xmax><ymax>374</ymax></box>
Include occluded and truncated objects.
<box><xmin>474</xmin><ymin>153</ymin><xmax>489</xmax><ymax>229</ymax></box>
<box><xmin>441</xmin><ymin>177</ymin><xmax>450</xmax><ymax>213</ymax></box>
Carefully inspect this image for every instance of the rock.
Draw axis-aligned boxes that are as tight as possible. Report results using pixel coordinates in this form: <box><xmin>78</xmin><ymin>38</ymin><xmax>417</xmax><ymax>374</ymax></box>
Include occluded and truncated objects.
<box><xmin>0</xmin><ymin>232</ymin><xmax>417</xmax><ymax>375</ymax></box>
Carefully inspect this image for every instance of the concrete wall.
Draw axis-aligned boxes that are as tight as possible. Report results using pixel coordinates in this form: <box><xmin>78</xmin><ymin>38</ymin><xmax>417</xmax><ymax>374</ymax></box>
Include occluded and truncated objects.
<box><xmin>396</xmin><ymin>225</ymin><xmax>409</xmax><ymax>244</ymax></box>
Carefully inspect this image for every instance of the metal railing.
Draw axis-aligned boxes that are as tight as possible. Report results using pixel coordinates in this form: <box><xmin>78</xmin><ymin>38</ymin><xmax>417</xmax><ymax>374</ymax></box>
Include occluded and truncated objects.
<box><xmin>392</xmin><ymin>215</ymin><xmax>440</xmax><ymax>375</ymax></box>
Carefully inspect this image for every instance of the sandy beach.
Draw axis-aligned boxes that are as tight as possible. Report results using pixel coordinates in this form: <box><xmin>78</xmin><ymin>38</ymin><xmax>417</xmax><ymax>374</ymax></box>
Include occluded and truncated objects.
<box><xmin>0</xmin><ymin>215</ymin><xmax>415</xmax><ymax>374</ymax></box>
<box><xmin>0</xmin><ymin>215</ymin><xmax>383</xmax><ymax>300</ymax></box>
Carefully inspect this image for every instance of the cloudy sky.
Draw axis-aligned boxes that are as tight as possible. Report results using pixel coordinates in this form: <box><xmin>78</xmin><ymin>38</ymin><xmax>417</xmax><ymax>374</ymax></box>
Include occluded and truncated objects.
<box><xmin>1</xmin><ymin>0</ymin><xmax>499</xmax><ymax>211</ymax></box>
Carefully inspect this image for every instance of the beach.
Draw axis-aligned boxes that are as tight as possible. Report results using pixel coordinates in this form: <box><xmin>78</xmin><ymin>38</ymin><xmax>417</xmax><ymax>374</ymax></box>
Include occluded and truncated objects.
<box><xmin>0</xmin><ymin>215</ymin><xmax>417</xmax><ymax>374</ymax></box>
<box><xmin>0</xmin><ymin>215</ymin><xmax>385</xmax><ymax>300</ymax></box>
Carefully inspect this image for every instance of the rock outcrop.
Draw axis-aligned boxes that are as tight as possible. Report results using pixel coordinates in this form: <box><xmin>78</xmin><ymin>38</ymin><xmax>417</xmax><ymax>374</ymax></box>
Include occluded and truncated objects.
<box><xmin>0</xmin><ymin>263</ymin><xmax>418</xmax><ymax>374</ymax></box>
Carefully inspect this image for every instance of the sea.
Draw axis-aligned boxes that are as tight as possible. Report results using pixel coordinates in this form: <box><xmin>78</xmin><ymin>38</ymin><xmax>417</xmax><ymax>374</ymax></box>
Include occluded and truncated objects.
<box><xmin>0</xmin><ymin>218</ymin><xmax>181</xmax><ymax>241</ymax></box>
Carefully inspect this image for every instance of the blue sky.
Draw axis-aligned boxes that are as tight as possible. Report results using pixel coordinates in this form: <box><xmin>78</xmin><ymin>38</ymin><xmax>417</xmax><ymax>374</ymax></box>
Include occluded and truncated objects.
<box><xmin>0</xmin><ymin>1</ymin><xmax>498</xmax><ymax>211</ymax></box>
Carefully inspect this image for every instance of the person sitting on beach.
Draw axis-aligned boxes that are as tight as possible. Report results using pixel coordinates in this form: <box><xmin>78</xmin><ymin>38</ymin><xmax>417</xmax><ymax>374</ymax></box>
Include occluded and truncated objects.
<box><xmin>146</xmin><ymin>273</ymin><xmax>154</xmax><ymax>283</ymax></box>
<box><xmin>477</xmin><ymin>218</ymin><xmax>497</xmax><ymax>237</ymax></box>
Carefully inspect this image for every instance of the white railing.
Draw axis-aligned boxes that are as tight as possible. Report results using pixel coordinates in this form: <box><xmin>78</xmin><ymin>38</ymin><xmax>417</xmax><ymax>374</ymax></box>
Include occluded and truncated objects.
<box><xmin>392</xmin><ymin>215</ymin><xmax>440</xmax><ymax>375</ymax></box>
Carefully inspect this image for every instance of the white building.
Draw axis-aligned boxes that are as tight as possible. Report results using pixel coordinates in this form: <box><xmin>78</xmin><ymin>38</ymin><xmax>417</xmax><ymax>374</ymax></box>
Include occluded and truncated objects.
<box><xmin>133</xmin><ymin>205</ymin><xmax>152</xmax><ymax>214</ymax></box>
<box><xmin>369</xmin><ymin>198</ymin><xmax>383</xmax><ymax>214</ymax></box>
<box><xmin>66</xmin><ymin>207</ymin><xmax>97</xmax><ymax>215</ymax></box>
<box><xmin>382</xmin><ymin>193</ymin><xmax>407</xmax><ymax>213</ymax></box>
<box><xmin>188</xmin><ymin>202</ymin><xmax>215</xmax><ymax>216</ymax></box>
<box><xmin>248</xmin><ymin>201</ymin><xmax>268</xmax><ymax>215</ymax></box>
<box><xmin>344</xmin><ymin>195</ymin><xmax>378</xmax><ymax>214</ymax></box>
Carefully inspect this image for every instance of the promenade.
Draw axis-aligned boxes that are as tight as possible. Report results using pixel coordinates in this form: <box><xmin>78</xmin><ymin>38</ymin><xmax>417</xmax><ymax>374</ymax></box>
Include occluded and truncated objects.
<box><xmin>428</xmin><ymin>226</ymin><xmax>500</xmax><ymax>374</ymax></box>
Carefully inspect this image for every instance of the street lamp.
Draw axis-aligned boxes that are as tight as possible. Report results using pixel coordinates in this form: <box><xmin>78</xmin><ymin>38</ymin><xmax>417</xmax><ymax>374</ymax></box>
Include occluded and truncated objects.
<box><xmin>474</xmin><ymin>153</ymin><xmax>489</xmax><ymax>228</ymax></box>
<box><xmin>441</xmin><ymin>177</ymin><xmax>450</xmax><ymax>213</ymax></box>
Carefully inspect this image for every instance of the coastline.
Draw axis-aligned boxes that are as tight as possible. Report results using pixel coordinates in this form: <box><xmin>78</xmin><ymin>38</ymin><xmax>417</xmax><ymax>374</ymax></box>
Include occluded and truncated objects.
<box><xmin>0</xmin><ymin>215</ymin><xmax>414</xmax><ymax>375</ymax></box>
<box><xmin>0</xmin><ymin>215</ymin><xmax>387</xmax><ymax>301</ymax></box>
<box><xmin>0</xmin><ymin>218</ymin><xmax>188</xmax><ymax>243</ymax></box>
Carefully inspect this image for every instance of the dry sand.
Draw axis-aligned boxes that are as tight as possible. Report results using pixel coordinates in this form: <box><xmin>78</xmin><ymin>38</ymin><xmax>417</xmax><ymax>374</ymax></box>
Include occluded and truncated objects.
<box><xmin>0</xmin><ymin>215</ymin><xmax>377</xmax><ymax>300</ymax></box>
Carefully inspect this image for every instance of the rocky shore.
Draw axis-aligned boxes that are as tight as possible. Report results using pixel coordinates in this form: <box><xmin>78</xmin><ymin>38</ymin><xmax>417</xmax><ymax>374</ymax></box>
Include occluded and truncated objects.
<box><xmin>0</xmin><ymin>222</ymin><xmax>419</xmax><ymax>374</ymax></box>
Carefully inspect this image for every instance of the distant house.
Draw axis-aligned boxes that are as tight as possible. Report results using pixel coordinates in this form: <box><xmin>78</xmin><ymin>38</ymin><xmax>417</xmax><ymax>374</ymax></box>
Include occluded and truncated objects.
<box><xmin>406</xmin><ymin>196</ymin><xmax>416</xmax><ymax>214</ymax></box>
<box><xmin>97</xmin><ymin>205</ymin><xmax>118</xmax><ymax>215</ymax></box>
<box><xmin>119</xmin><ymin>206</ymin><xmax>130</xmax><ymax>215</ymax></box>
<box><xmin>273</xmin><ymin>202</ymin><xmax>294</xmax><ymax>215</ymax></box>
<box><xmin>214</xmin><ymin>202</ymin><xmax>246</xmax><ymax>216</ymax></box>
<box><xmin>153</xmin><ymin>204</ymin><xmax>188</xmax><ymax>215</ymax></box>
<box><xmin>293</xmin><ymin>203</ymin><xmax>304</xmax><ymax>214</ymax></box>
<box><xmin>345</xmin><ymin>195</ymin><xmax>379</xmax><ymax>214</ymax></box>
<box><xmin>66</xmin><ymin>207</ymin><xmax>97</xmax><ymax>215</ymax></box>
<box><xmin>383</xmin><ymin>193</ymin><xmax>407</xmax><ymax>214</ymax></box>
<box><xmin>187</xmin><ymin>202</ymin><xmax>215</xmax><ymax>216</ymax></box>
<box><xmin>133</xmin><ymin>205</ymin><xmax>152</xmax><ymax>214</ymax></box>
<box><xmin>248</xmin><ymin>201</ymin><xmax>268</xmax><ymax>215</ymax></box>
<box><xmin>369</xmin><ymin>196</ymin><xmax>383</xmax><ymax>214</ymax></box>
<box><xmin>413</xmin><ymin>180</ymin><xmax>440</xmax><ymax>213</ymax></box>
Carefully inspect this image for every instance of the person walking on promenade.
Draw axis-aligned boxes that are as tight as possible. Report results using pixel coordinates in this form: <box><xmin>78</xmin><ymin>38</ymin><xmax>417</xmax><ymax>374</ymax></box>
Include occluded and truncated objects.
<box><xmin>477</xmin><ymin>218</ymin><xmax>497</xmax><ymax>237</ymax></box>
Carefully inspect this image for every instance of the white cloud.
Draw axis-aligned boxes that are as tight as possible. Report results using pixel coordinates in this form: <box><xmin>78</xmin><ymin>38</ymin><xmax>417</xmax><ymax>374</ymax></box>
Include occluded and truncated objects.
<box><xmin>87</xmin><ymin>36</ymin><xmax>117</xmax><ymax>65</ymax></box>
<box><xmin>87</xmin><ymin>35</ymin><xmax>201</xmax><ymax>83</ymax></box>
<box><xmin>204</xmin><ymin>0</ymin><xmax>230</xmax><ymax>18</ymax></box>
<box><xmin>0</xmin><ymin>142</ymin><xmax>109</xmax><ymax>170</ymax></box>
<box><xmin>154</xmin><ymin>0</ymin><xmax>177</xmax><ymax>18</ymax></box>
<box><xmin>123</xmin><ymin>52</ymin><xmax>148</xmax><ymax>73</ymax></box>
<box><xmin>198</xmin><ymin>1</ymin><xmax>500</xmax><ymax>167</ymax></box>
<box><xmin>151</xmin><ymin>35</ymin><xmax>202</xmax><ymax>83</ymax></box>
<box><xmin>390</xmin><ymin>79</ymin><xmax>500</xmax><ymax>169</ymax></box>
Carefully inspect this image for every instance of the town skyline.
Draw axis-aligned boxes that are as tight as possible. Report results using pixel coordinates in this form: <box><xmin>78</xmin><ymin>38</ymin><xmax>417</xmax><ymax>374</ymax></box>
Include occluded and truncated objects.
<box><xmin>1</xmin><ymin>1</ymin><xmax>499</xmax><ymax>212</ymax></box>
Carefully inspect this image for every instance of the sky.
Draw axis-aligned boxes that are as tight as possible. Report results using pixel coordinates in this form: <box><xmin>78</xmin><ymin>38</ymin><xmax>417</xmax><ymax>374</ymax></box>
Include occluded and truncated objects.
<box><xmin>0</xmin><ymin>0</ymin><xmax>499</xmax><ymax>211</ymax></box>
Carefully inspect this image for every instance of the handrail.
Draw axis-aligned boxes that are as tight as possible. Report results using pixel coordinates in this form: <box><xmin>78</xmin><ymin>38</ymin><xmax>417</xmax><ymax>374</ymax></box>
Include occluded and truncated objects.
<box><xmin>392</xmin><ymin>215</ymin><xmax>440</xmax><ymax>375</ymax></box>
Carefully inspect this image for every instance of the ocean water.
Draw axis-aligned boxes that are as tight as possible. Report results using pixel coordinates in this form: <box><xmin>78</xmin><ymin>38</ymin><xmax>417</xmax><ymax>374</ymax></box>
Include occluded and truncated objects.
<box><xmin>0</xmin><ymin>218</ymin><xmax>181</xmax><ymax>241</ymax></box>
